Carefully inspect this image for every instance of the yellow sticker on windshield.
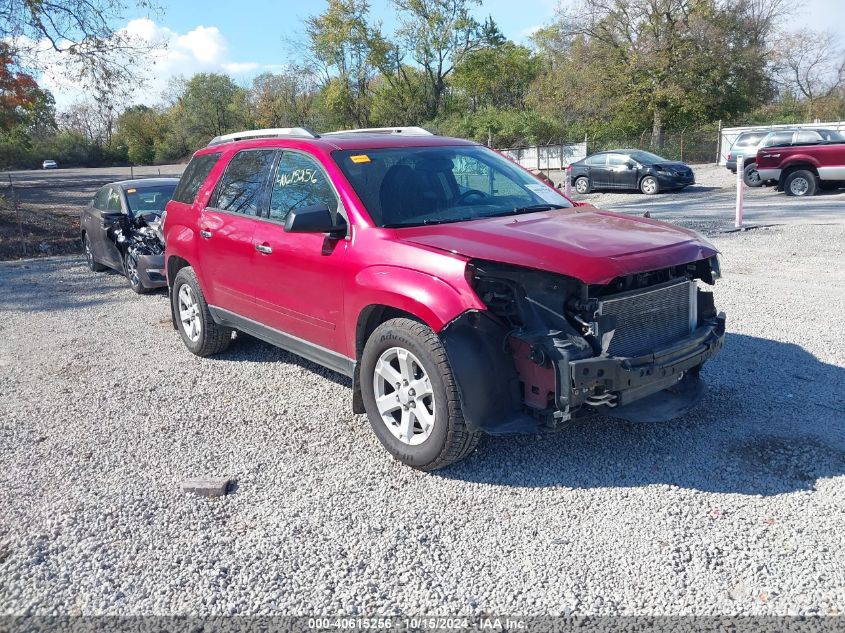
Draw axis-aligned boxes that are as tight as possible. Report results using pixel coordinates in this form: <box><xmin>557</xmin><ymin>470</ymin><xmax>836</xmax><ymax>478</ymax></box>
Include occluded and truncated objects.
<box><xmin>350</xmin><ymin>154</ymin><xmax>371</xmax><ymax>164</ymax></box>
<box><xmin>126</xmin><ymin>188</ymin><xmax>137</xmax><ymax>193</ymax></box>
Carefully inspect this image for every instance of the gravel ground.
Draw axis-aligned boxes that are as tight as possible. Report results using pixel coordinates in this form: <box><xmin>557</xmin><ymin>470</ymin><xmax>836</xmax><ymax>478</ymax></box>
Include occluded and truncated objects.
<box><xmin>1</xmin><ymin>224</ymin><xmax>844</xmax><ymax>618</ymax></box>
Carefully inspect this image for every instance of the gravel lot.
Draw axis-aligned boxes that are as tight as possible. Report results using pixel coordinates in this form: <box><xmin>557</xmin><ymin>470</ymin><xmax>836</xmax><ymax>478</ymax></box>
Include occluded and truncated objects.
<box><xmin>1</xmin><ymin>221</ymin><xmax>843</xmax><ymax>617</ymax></box>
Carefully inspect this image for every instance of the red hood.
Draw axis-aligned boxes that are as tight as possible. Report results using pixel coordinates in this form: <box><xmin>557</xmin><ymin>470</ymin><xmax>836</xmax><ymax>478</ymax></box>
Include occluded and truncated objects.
<box><xmin>395</xmin><ymin>208</ymin><xmax>718</xmax><ymax>285</ymax></box>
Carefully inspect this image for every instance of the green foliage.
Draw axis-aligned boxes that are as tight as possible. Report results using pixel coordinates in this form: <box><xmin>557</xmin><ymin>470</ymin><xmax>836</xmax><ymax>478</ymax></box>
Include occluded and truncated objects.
<box><xmin>1</xmin><ymin>0</ymin><xmax>840</xmax><ymax>169</ymax></box>
<box><xmin>451</xmin><ymin>42</ymin><xmax>538</xmax><ymax>111</ymax></box>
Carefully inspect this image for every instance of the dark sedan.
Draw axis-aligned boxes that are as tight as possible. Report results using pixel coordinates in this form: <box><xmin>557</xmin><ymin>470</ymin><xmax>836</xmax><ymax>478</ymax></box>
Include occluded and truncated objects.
<box><xmin>569</xmin><ymin>150</ymin><xmax>695</xmax><ymax>195</ymax></box>
<box><xmin>80</xmin><ymin>178</ymin><xmax>178</xmax><ymax>293</ymax></box>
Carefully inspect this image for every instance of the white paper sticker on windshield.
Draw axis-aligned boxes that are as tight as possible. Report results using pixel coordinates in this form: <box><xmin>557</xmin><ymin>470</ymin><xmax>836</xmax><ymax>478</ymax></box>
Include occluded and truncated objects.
<box><xmin>525</xmin><ymin>183</ymin><xmax>564</xmax><ymax>204</ymax></box>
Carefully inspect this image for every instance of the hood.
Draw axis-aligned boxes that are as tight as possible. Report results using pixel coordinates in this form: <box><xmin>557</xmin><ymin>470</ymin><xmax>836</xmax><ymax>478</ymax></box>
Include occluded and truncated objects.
<box><xmin>654</xmin><ymin>161</ymin><xmax>692</xmax><ymax>171</ymax></box>
<box><xmin>395</xmin><ymin>208</ymin><xmax>717</xmax><ymax>285</ymax></box>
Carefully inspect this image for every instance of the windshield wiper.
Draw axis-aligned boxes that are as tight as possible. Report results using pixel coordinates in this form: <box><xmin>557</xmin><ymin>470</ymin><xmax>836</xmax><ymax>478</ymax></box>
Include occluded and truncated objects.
<box><xmin>484</xmin><ymin>204</ymin><xmax>567</xmax><ymax>218</ymax></box>
<box><xmin>382</xmin><ymin>217</ymin><xmax>469</xmax><ymax>228</ymax></box>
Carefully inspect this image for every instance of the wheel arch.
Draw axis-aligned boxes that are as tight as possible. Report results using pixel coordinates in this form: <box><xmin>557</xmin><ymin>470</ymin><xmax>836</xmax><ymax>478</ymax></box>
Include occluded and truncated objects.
<box><xmin>351</xmin><ymin>303</ymin><xmax>447</xmax><ymax>415</ymax></box>
<box><xmin>166</xmin><ymin>255</ymin><xmax>193</xmax><ymax>330</ymax></box>
<box><xmin>779</xmin><ymin>162</ymin><xmax>818</xmax><ymax>190</ymax></box>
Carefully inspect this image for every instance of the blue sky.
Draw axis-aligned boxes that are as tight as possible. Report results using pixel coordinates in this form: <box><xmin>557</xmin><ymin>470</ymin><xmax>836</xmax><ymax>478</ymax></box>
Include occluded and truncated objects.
<box><xmin>38</xmin><ymin>0</ymin><xmax>845</xmax><ymax>107</ymax></box>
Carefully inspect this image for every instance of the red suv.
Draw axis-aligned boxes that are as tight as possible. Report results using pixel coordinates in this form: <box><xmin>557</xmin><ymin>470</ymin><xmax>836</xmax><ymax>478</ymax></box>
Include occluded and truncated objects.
<box><xmin>164</xmin><ymin>127</ymin><xmax>725</xmax><ymax>470</ymax></box>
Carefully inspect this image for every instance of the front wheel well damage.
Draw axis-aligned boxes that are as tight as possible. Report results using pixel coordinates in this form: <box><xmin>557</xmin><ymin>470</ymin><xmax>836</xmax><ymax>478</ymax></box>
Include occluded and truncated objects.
<box><xmin>352</xmin><ymin>305</ymin><xmax>424</xmax><ymax>414</ymax></box>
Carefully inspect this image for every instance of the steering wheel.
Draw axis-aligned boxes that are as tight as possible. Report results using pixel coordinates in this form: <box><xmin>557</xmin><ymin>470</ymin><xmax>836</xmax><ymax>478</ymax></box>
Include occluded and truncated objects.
<box><xmin>455</xmin><ymin>189</ymin><xmax>489</xmax><ymax>204</ymax></box>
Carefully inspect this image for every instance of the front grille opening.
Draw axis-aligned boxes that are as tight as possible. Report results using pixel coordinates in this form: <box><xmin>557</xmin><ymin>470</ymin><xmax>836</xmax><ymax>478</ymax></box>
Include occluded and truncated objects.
<box><xmin>598</xmin><ymin>280</ymin><xmax>695</xmax><ymax>357</ymax></box>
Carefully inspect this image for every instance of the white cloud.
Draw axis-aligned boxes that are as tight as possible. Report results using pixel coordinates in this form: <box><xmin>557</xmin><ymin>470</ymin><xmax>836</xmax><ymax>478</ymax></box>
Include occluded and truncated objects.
<box><xmin>33</xmin><ymin>18</ymin><xmax>273</xmax><ymax>109</ymax></box>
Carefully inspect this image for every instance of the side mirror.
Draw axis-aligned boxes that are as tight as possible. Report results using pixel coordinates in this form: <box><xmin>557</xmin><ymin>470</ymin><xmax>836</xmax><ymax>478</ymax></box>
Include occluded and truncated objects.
<box><xmin>284</xmin><ymin>204</ymin><xmax>346</xmax><ymax>237</ymax></box>
<box><xmin>100</xmin><ymin>211</ymin><xmax>123</xmax><ymax>228</ymax></box>
<box><xmin>626</xmin><ymin>160</ymin><xmax>636</xmax><ymax>169</ymax></box>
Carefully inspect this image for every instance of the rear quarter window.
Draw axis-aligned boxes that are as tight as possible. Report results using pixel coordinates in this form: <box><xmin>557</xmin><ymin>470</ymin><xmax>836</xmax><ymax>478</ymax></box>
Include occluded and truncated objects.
<box><xmin>734</xmin><ymin>133</ymin><xmax>766</xmax><ymax>147</ymax></box>
<box><xmin>172</xmin><ymin>153</ymin><xmax>221</xmax><ymax>204</ymax></box>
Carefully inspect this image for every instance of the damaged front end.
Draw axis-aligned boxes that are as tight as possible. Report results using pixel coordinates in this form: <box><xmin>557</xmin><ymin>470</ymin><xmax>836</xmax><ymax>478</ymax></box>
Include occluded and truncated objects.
<box><xmin>441</xmin><ymin>257</ymin><xmax>725</xmax><ymax>434</ymax></box>
<box><xmin>109</xmin><ymin>213</ymin><xmax>167</xmax><ymax>288</ymax></box>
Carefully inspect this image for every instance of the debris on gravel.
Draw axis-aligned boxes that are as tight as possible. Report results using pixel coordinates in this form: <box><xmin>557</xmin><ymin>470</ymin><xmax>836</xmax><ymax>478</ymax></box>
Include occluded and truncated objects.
<box><xmin>0</xmin><ymin>223</ymin><xmax>843</xmax><ymax>617</ymax></box>
<box><xmin>180</xmin><ymin>478</ymin><xmax>233</xmax><ymax>498</ymax></box>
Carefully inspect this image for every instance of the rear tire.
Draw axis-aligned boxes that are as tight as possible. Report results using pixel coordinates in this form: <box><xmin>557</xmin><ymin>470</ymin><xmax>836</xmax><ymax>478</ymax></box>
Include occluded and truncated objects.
<box><xmin>573</xmin><ymin>176</ymin><xmax>590</xmax><ymax>194</ymax></box>
<box><xmin>360</xmin><ymin>318</ymin><xmax>481</xmax><ymax>471</ymax></box>
<box><xmin>172</xmin><ymin>267</ymin><xmax>232</xmax><ymax>357</ymax></box>
<box><xmin>784</xmin><ymin>170</ymin><xmax>817</xmax><ymax>197</ymax></box>
<box><xmin>83</xmin><ymin>233</ymin><xmax>106</xmax><ymax>272</ymax></box>
<box><xmin>743</xmin><ymin>162</ymin><xmax>763</xmax><ymax>187</ymax></box>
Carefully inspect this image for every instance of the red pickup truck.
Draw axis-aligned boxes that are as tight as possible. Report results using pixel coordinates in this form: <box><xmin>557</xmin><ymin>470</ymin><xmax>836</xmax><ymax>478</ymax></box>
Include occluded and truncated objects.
<box><xmin>756</xmin><ymin>140</ymin><xmax>845</xmax><ymax>196</ymax></box>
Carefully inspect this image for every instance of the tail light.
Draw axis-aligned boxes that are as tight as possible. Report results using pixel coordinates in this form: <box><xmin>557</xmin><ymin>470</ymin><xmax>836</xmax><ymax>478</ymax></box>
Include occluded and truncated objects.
<box><xmin>727</xmin><ymin>152</ymin><xmax>732</xmax><ymax>161</ymax></box>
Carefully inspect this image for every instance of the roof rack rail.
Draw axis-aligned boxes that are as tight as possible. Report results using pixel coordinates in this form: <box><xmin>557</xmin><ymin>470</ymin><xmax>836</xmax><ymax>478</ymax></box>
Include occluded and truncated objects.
<box><xmin>208</xmin><ymin>127</ymin><xmax>318</xmax><ymax>146</ymax></box>
<box><xmin>323</xmin><ymin>126</ymin><xmax>434</xmax><ymax>136</ymax></box>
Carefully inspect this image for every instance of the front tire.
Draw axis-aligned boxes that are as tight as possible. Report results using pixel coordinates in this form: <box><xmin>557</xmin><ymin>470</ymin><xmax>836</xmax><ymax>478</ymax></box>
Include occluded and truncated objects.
<box><xmin>743</xmin><ymin>162</ymin><xmax>763</xmax><ymax>187</ymax></box>
<box><xmin>784</xmin><ymin>170</ymin><xmax>817</xmax><ymax>197</ymax></box>
<box><xmin>360</xmin><ymin>318</ymin><xmax>481</xmax><ymax>471</ymax></box>
<box><xmin>123</xmin><ymin>250</ymin><xmax>147</xmax><ymax>294</ymax></box>
<box><xmin>640</xmin><ymin>176</ymin><xmax>660</xmax><ymax>195</ymax></box>
<box><xmin>172</xmin><ymin>267</ymin><xmax>232</xmax><ymax>357</ymax></box>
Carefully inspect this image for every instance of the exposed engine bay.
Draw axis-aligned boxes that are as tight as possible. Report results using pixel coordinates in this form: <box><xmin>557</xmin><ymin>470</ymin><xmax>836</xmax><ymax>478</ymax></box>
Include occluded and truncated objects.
<box><xmin>109</xmin><ymin>212</ymin><xmax>165</xmax><ymax>262</ymax></box>
<box><xmin>441</xmin><ymin>256</ymin><xmax>725</xmax><ymax>434</ymax></box>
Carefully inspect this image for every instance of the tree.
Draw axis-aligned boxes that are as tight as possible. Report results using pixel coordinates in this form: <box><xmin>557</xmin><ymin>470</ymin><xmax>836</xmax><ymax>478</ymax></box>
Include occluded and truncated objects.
<box><xmin>1</xmin><ymin>0</ymin><xmax>163</xmax><ymax>102</ymax></box>
<box><xmin>451</xmin><ymin>41</ymin><xmax>538</xmax><ymax>111</ymax></box>
<box><xmin>773</xmin><ymin>30</ymin><xmax>845</xmax><ymax>119</ymax></box>
<box><xmin>251</xmin><ymin>69</ymin><xmax>319</xmax><ymax>128</ymax></box>
<box><xmin>304</xmin><ymin>0</ymin><xmax>386</xmax><ymax>128</ymax></box>
<box><xmin>543</xmin><ymin>0</ymin><xmax>780</xmax><ymax>147</ymax></box>
<box><xmin>115</xmin><ymin>105</ymin><xmax>161</xmax><ymax>165</ymax></box>
<box><xmin>392</xmin><ymin>0</ymin><xmax>484</xmax><ymax>119</ymax></box>
<box><xmin>179</xmin><ymin>73</ymin><xmax>249</xmax><ymax>144</ymax></box>
<box><xmin>1</xmin><ymin>43</ymin><xmax>54</xmax><ymax>132</ymax></box>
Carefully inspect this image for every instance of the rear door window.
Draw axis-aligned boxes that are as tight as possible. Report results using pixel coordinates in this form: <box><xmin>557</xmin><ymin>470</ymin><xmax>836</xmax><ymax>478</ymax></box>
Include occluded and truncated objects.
<box><xmin>209</xmin><ymin>150</ymin><xmax>277</xmax><ymax>216</ymax></box>
<box><xmin>586</xmin><ymin>154</ymin><xmax>606</xmax><ymax>166</ymax></box>
<box><xmin>734</xmin><ymin>133</ymin><xmax>766</xmax><ymax>147</ymax></box>
<box><xmin>172</xmin><ymin>153</ymin><xmax>221</xmax><ymax>204</ymax></box>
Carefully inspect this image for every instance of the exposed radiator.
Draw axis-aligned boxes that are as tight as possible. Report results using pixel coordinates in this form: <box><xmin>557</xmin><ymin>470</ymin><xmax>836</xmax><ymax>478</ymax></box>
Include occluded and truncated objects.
<box><xmin>598</xmin><ymin>280</ymin><xmax>696</xmax><ymax>358</ymax></box>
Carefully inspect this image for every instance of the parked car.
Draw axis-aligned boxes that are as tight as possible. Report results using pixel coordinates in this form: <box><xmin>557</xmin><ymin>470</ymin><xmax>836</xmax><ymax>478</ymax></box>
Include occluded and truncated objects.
<box><xmin>729</xmin><ymin>128</ymin><xmax>845</xmax><ymax>187</ymax></box>
<box><xmin>756</xmin><ymin>138</ymin><xmax>845</xmax><ymax>196</ymax></box>
<box><xmin>81</xmin><ymin>178</ymin><xmax>178</xmax><ymax>293</ymax></box>
<box><xmin>725</xmin><ymin>130</ymin><xmax>769</xmax><ymax>174</ymax></box>
<box><xmin>568</xmin><ymin>150</ymin><xmax>695</xmax><ymax>195</ymax></box>
<box><xmin>164</xmin><ymin>127</ymin><xmax>725</xmax><ymax>470</ymax></box>
<box><xmin>42</xmin><ymin>159</ymin><xmax>58</xmax><ymax>169</ymax></box>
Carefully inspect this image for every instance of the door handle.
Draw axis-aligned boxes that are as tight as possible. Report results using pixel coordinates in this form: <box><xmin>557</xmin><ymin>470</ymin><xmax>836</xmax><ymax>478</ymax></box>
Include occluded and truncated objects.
<box><xmin>255</xmin><ymin>243</ymin><xmax>273</xmax><ymax>254</ymax></box>
<box><xmin>200</xmin><ymin>229</ymin><xmax>212</xmax><ymax>239</ymax></box>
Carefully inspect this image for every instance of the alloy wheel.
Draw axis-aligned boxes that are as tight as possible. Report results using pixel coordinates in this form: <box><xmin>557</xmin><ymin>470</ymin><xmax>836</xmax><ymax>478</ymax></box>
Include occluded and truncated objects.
<box><xmin>373</xmin><ymin>347</ymin><xmax>436</xmax><ymax>446</ymax></box>
<box><xmin>125</xmin><ymin>253</ymin><xmax>141</xmax><ymax>289</ymax></box>
<box><xmin>575</xmin><ymin>178</ymin><xmax>589</xmax><ymax>194</ymax></box>
<box><xmin>641</xmin><ymin>177</ymin><xmax>658</xmax><ymax>194</ymax></box>
<box><xmin>178</xmin><ymin>284</ymin><xmax>202</xmax><ymax>342</ymax></box>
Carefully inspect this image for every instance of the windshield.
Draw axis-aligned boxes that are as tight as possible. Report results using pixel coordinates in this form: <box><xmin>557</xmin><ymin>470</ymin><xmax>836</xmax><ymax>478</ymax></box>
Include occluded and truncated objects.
<box><xmin>125</xmin><ymin>185</ymin><xmax>177</xmax><ymax>216</ymax></box>
<box><xmin>629</xmin><ymin>150</ymin><xmax>668</xmax><ymax>164</ymax></box>
<box><xmin>334</xmin><ymin>145</ymin><xmax>572</xmax><ymax>228</ymax></box>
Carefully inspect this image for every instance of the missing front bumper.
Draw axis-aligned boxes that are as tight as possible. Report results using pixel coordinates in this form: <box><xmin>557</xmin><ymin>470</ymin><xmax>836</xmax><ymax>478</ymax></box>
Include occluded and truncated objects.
<box><xmin>568</xmin><ymin>313</ymin><xmax>725</xmax><ymax>411</ymax></box>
